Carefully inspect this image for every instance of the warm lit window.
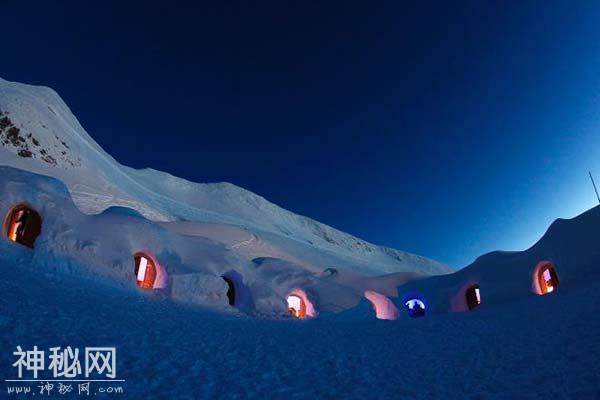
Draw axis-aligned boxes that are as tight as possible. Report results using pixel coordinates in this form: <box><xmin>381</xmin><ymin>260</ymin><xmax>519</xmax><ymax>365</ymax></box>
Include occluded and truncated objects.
<box><xmin>534</xmin><ymin>261</ymin><xmax>559</xmax><ymax>295</ymax></box>
<box><xmin>286</xmin><ymin>289</ymin><xmax>316</xmax><ymax>319</ymax></box>
<box><xmin>134</xmin><ymin>253</ymin><xmax>158</xmax><ymax>289</ymax></box>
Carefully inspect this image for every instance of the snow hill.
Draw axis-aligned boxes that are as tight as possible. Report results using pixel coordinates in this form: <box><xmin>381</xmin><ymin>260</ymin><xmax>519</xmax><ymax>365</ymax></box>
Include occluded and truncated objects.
<box><xmin>0</xmin><ymin>77</ymin><xmax>450</xmax><ymax>277</ymax></box>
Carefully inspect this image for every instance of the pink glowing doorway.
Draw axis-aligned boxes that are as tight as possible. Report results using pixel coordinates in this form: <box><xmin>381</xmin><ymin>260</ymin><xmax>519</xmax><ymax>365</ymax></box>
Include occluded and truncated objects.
<box><xmin>286</xmin><ymin>289</ymin><xmax>316</xmax><ymax>319</ymax></box>
<box><xmin>364</xmin><ymin>290</ymin><xmax>400</xmax><ymax>320</ymax></box>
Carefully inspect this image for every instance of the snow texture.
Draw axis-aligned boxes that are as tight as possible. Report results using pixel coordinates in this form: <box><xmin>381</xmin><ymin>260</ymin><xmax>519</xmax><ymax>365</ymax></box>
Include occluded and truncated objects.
<box><xmin>0</xmin><ymin>203</ymin><xmax>598</xmax><ymax>399</ymax></box>
<box><xmin>1</xmin><ymin>77</ymin><xmax>598</xmax><ymax>399</ymax></box>
<box><xmin>0</xmin><ymin>76</ymin><xmax>450</xmax><ymax>277</ymax></box>
<box><xmin>0</xmin><ymin>166</ymin><xmax>428</xmax><ymax>316</ymax></box>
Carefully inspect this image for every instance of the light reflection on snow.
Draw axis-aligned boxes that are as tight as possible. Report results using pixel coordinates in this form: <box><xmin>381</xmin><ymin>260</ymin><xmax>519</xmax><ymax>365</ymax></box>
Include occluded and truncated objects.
<box><xmin>364</xmin><ymin>290</ymin><xmax>400</xmax><ymax>320</ymax></box>
<box><xmin>405</xmin><ymin>299</ymin><xmax>425</xmax><ymax>310</ymax></box>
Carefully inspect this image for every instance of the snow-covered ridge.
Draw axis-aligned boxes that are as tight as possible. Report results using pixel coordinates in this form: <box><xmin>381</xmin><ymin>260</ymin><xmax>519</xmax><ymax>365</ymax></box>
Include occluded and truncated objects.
<box><xmin>0</xmin><ymin>77</ymin><xmax>451</xmax><ymax>276</ymax></box>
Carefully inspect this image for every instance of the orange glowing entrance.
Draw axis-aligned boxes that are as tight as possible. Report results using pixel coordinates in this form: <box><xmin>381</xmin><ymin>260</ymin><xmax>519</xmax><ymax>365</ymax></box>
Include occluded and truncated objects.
<box><xmin>287</xmin><ymin>294</ymin><xmax>306</xmax><ymax>318</ymax></box>
<box><xmin>533</xmin><ymin>261</ymin><xmax>559</xmax><ymax>295</ymax></box>
<box><xmin>465</xmin><ymin>284</ymin><xmax>481</xmax><ymax>310</ymax></box>
<box><xmin>5</xmin><ymin>204</ymin><xmax>42</xmax><ymax>249</ymax></box>
<box><xmin>286</xmin><ymin>289</ymin><xmax>316</xmax><ymax>318</ymax></box>
<box><xmin>133</xmin><ymin>252</ymin><xmax>158</xmax><ymax>289</ymax></box>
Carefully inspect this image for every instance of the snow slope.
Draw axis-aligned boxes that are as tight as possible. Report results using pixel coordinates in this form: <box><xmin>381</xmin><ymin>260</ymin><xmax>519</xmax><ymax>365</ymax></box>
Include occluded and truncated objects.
<box><xmin>0</xmin><ymin>77</ymin><xmax>450</xmax><ymax>276</ymax></box>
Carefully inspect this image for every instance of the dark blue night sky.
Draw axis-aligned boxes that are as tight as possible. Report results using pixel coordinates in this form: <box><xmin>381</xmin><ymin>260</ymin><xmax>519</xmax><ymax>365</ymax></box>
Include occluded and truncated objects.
<box><xmin>2</xmin><ymin>1</ymin><xmax>600</xmax><ymax>268</ymax></box>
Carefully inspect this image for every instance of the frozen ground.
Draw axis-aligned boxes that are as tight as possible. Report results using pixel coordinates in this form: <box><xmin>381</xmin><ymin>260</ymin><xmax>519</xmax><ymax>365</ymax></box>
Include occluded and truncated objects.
<box><xmin>0</xmin><ymin>238</ymin><xmax>598</xmax><ymax>399</ymax></box>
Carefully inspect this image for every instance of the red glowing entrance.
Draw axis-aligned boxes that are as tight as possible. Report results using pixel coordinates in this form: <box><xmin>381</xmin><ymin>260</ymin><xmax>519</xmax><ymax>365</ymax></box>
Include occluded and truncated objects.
<box><xmin>133</xmin><ymin>252</ymin><xmax>158</xmax><ymax>289</ymax></box>
<box><xmin>5</xmin><ymin>204</ymin><xmax>42</xmax><ymax>249</ymax></box>
<box><xmin>286</xmin><ymin>289</ymin><xmax>316</xmax><ymax>319</ymax></box>
<box><xmin>287</xmin><ymin>294</ymin><xmax>306</xmax><ymax>318</ymax></box>
<box><xmin>533</xmin><ymin>261</ymin><xmax>559</xmax><ymax>295</ymax></box>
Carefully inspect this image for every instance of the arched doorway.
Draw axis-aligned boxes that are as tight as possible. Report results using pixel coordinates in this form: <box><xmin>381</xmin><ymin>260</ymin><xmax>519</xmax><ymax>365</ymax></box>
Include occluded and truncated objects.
<box><xmin>465</xmin><ymin>284</ymin><xmax>481</xmax><ymax>310</ymax></box>
<box><xmin>402</xmin><ymin>292</ymin><xmax>427</xmax><ymax>318</ymax></box>
<box><xmin>223</xmin><ymin>276</ymin><xmax>236</xmax><ymax>306</ymax></box>
<box><xmin>5</xmin><ymin>204</ymin><xmax>42</xmax><ymax>249</ymax></box>
<box><xmin>133</xmin><ymin>252</ymin><xmax>158</xmax><ymax>289</ymax></box>
<box><xmin>287</xmin><ymin>294</ymin><xmax>306</xmax><ymax>318</ymax></box>
<box><xmin>533</xmin><ymin>261</ymin><xmax>559</xmax><ymax>295</ymax></box>
<box><xmin>404</xmin><ymin>299</ymin><xmax>425</xmax><ymax>318</ymax></box>
<box><xmin>405</xmin><ymin>299</ymin><xmax>426</xmax><ymax>317</ymax></box>
<box><xmin>222</xmin><ymin>270</ymin><xmax>252</xmax><ymax>309</ymax></box>
<box><xmin>286</xmin><ymin>289</ymin><xmax>316</xmax><ymax>319</ymax></box>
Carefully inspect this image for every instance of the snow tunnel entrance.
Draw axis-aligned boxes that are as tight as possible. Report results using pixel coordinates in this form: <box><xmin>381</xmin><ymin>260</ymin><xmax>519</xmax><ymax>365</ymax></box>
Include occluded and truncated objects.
<box><xmin>287</xmin><ymin>295</ymin><xmax>306</xmax><ymax>318</ymax></box>
<box><xmin>133</xmin><ymin>252</ymin><xmax>158</xmax><ymax>289</ymax></box>
<box><xmin>5</xmin><ymin>204</ymin><xmax>42</xmax><ymax>249</ymax></box>
<box><xmin>364</xmin><ymin>290</ymin><xmax>400</xmax><ymax>320</ymax></box>
<box><xmin>223</xmin><ymin>276</ymin><xmax>236</xmax><ymax>306</ymax></box>
<box><xmin>402</xmin><ymin>292</ymin><xmax>427</xmax><ymax>318</ymax></box>
<box><xmin>465</xmin><ymin>284</ymin><xmax>481</xmax><ymax>310</ymax></box>
<box><xmin>533</xmin><ymin>261</ymin><xmax>559</xmax><ymax>295</ymax></box>
<box><xmin>222</xmin><ymin>270</ymin><xmax>251</xmax><ymax>309</ymax></box>
<box><xmin>405</xmin><ymin>299</ymin><xmax>426</xmax><ymax>317</ymax></box>
<box><xmin>286</xmin><ymin>289</ymin><xmax>316</xmax><ymax>319</ymax></box>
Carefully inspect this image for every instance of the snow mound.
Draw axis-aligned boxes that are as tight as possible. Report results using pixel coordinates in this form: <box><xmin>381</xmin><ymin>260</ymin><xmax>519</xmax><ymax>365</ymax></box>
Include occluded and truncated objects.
<box><xmin>0</xmin><ymin>166</ymin><xmax>422</xmax><ymax>317</ymax></box>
